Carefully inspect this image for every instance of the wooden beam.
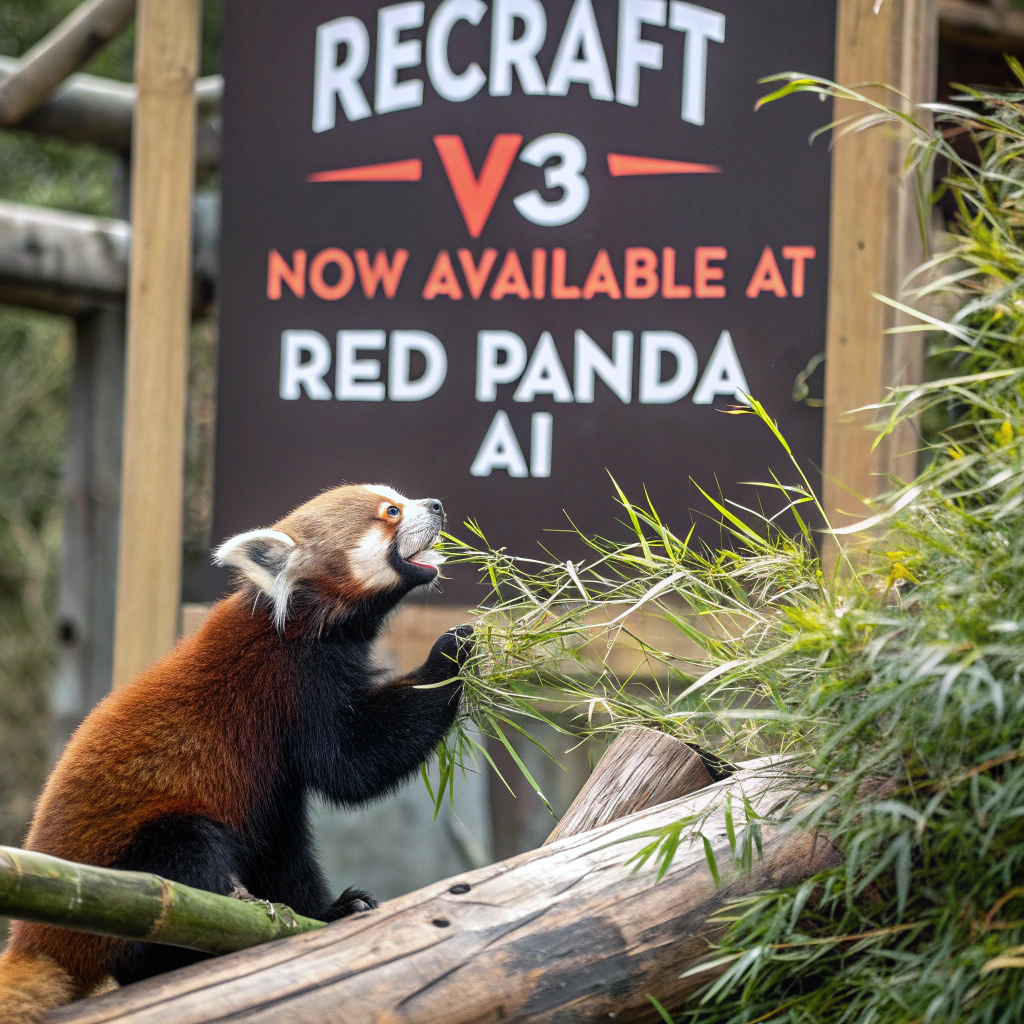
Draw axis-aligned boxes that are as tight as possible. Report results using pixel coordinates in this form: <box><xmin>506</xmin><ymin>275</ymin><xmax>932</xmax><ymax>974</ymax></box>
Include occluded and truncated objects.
<box><xmin>823</xmin><ymin>0</ymin><xmax>937</xmax><ymax>530</ymax></box>
<box><xmin>45</xmin><ymin>766</ymin><xmax>840</xmax><ymax>1023</ymax></box>
<box><xmin>0</xmin><ymin>197</ymin><xmax>218</xmax><ymax>317</ymax></box>
<box><xmin>0</xmin><ymin>199</ymin><xmax>129</xmax><ymax>303</ymax></box>
<box><xmin>111</xmin><ymin>0</ymin><xmax>202</xmax><ymax>689</ymax></box>
<box><xmin>0</xmin><ymin>57</ymin><xmax>221</xmax><ymax>167</ymax></box>
<box><xmin>939</xmin><ymin>0</ymin><xmax>1024</xmax><ymax>48</ymax></box>
<box><xmin>0</xmin><ymin>0</ymin><xmax>136</xmax><ymax>127</ymax></box>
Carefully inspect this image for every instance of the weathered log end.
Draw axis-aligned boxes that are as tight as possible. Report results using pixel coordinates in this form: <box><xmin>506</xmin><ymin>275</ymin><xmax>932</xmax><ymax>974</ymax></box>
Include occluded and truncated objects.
<box><xmin>545</xmin><ymin>726</ymin><xmax>715</xmax><ymax>844</ymax></box>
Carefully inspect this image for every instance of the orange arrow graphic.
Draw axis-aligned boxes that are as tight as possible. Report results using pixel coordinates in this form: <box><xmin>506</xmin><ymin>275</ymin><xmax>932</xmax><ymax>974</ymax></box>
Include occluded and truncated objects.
<box><xmin>607</xmin><ymin>154</ymin><xmax>721</xmax><ymax>176</ymax></box>
<box><xmin>307</xmin><ymin>159</ymin><xmax>423</xmax><ymax>182</ymax></box>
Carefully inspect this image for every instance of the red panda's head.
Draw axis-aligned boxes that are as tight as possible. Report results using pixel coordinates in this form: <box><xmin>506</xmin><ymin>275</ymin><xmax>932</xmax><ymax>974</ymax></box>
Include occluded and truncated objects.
<box><xmin>215</xmin><ymin>485</ymin><xmax>446</xmax><ymax>630</ymax></box>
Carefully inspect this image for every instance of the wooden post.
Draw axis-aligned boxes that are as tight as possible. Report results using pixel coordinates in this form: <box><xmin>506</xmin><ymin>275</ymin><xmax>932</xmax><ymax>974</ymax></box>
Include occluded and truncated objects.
<box><xmin>823</xmin><ymin>0</ymin><xmax>937</xmax><ymax>528</ymax></box>
<box><xmin>50</xmin><ymin>159</ymin><xmax>130</xmax><ymax>758</ymax></box>
<box><xmin>111</xmin><ymin>0</ymin><xmax>202</xmax><ymax>689</ymax></box>
<box><xmin>50</xmin><ymin>306</ymin><xmax>126</xmax><ymax>758</ymax></box>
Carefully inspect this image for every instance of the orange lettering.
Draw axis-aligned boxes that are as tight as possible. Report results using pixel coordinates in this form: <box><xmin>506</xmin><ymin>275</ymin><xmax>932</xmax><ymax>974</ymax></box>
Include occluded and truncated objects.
<box><xmin>490</xmin><ymin>250</ymin><xmax>531</xmax><ymax>300</ymax></box>
<box><xmin>354</xmin><ymin>249</ymin><xmax>408</xmax><ymax>299</ymax></box>
<box><xmin>422</xmin><ymin>250</ymin><xmax>464</xmax><ymax>300</ymax></box>
<box><xmin>457</xmin><ymin>248</ymin><xmax>499</xmax><ymax>299</ymax></box>
<box><xmin>695</xmin><ymin>246</ymin><xmax>727</xmax><ymax>299</ymax></box>
<box><xmin>309</xmin><ymin>248</ymin><xmax>355</xmax><ymax>300</ymax></box>
<box><xmin>434</xmin><ymin>134</ymin><xmax>522</xmax><ymax>239</ymax></box>
<box><xmin>625</xmin><ymin>247</ymin><xmax>659</xmax><ymax>299</ymax></box>
<box><xmin>582</xmin><ymin>249</ymin><xmax>622</xmax><ymax>299</ymax></box>
<box><xmin>661</xmin><ymin>248</ymin><xmax>691</xmax><ymax>299</ymax></box>
<box><xmin>782</xmin><ymin>245</ymin><xmax>816</xmax><ymax>298</ymax></box>
<box><xmin>551</xmin><ymin>248</ymin><xmax>581</xmax><ymax>299</ymax></box>
<box><xmin>531</xmin><ymin>248</ymin><xmax>547</xmax><ymax>300</ymax></box>
<box><xmin>267</xmin><ymin>249</ymin><xmax>306</xmax><ymax>299</ymax></box>
<box><xmin>746</xmin><ymin>246</ymin><xmax>787</xmax><ymax>298</ymax></box>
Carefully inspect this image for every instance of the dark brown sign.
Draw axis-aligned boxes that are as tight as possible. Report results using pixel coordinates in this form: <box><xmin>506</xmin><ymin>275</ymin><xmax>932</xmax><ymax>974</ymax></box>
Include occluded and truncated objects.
<box><xmin>209</xmin><ymin>0</ymin><xmax>835</xmax><ymax>602</ymax></box>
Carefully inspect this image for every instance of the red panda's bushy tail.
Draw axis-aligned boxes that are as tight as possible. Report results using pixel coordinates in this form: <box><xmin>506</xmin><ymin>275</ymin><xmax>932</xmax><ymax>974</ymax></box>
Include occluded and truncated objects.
<box><xmin>0</xmin><ymin>949</ymin><xmax>76</xmax><ymax>1024</ymax></box>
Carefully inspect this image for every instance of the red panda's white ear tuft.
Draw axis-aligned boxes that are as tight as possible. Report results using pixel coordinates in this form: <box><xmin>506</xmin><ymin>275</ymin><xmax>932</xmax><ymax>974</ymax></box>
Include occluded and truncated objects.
<box><xmin>215</xmin><ymin>529</ymin><xmax>296</xmax><ymax>628</ymax></box>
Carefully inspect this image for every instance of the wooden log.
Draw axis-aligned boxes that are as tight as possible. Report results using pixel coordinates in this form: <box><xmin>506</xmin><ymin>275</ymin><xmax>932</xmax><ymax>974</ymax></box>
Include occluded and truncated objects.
<box><xmin>0</xmin><ymin>847</ymin><xmax>325</xmax><ymax>955</ymax></box>
<box><xmin>0</xmin><ymin>0</ymin><xmax>136</xmax><ymax>127</ymax></box>
<box><xmin>0</xmin><ymin>197</ymin><xmax>219</xmax><ymax>317</ymax></box>
<box><xmin>0</xmin><ymin>199</ymin><xmax>129</xmax><ymax>302</ymax></box>
<box><xmin>0</xmin><ymin>57</ymin><xmax>222</xmax><ymax>167</ymax></box>
<box><xmin>46</xmin><ymin>766</ymin><xmax>841</xmax><ymax>1024</ymax></box>
<box><xmin>545</xmin><ymin>726</ymin><xmax>714</xmax><ymax>845</ymax></box>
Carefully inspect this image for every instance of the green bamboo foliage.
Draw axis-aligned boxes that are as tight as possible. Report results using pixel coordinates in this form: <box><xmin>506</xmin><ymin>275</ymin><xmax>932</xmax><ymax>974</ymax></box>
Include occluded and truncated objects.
<box><xmin>437</xmin><ymin>63</ymin><xmax>1024</xmax><ymax>1024</ymax></box>
<box><xmin>0</xmin><ymin>846</ymin><xmax>325</xmax><ymax>954</ymax></box>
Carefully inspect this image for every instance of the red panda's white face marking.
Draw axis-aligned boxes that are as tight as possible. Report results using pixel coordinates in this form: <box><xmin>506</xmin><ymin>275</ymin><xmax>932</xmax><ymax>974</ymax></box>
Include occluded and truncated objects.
<box><xmin>215</xmin><ymin>484</ymin><xmax>446</xmax><ymax>630</ymax></box>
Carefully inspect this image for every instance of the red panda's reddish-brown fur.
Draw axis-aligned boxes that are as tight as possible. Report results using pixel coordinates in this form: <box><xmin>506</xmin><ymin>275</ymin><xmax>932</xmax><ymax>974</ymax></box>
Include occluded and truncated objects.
<box><xmin>4</xmin><ymin>594</ymin><xmax>295</xmax><ymax>1004</ymax></box>
<box><xmin>0</xmin><ymin>485</ymin><xmax>468</xmax><ymax>1022</ymax></box>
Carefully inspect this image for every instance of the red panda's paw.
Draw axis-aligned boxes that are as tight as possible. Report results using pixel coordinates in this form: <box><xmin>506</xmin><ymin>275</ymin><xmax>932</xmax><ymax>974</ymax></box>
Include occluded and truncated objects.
<box><xmin>324</xmin><ymin>887</ymin><xmax>378</xmax><ymax>921</ymax></box>
<box><xmin>427</xmin><ymin>625</ymin><xmax>475</xmax><ymax>678</ymax></box>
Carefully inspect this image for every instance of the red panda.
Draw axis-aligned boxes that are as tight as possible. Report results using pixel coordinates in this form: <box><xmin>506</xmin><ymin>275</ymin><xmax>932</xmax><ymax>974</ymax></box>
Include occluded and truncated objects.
<box><xmin>0</xmin><ymin>485</ymin><xmax>471</xmax><ymax>1021</ymax></box>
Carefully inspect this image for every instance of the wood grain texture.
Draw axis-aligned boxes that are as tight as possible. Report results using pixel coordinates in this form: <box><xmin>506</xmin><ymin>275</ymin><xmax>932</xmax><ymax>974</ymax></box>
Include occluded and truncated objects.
<box><xmin>46</xmin><ymin>766</ymin><xmax>840</xmax><ymax>1024</ymax></box>
<box><xmin>545</xmin><ymin>726</ymin><xmax>713</xmax><ymax>845</ymax></box>
<box><xmin>823</xmin><ymin>0</ymin><xmax>936</xmax><ymax>532</ymax></box>
<box><xmin>0</xmin><ymin>0</ymin><xmax>136</xmax><ymax>126</ymax></box>
<box><xmin>111</xmin><ymin>0</ymin><xmax>202</xmax><ymax>689</ymax></box>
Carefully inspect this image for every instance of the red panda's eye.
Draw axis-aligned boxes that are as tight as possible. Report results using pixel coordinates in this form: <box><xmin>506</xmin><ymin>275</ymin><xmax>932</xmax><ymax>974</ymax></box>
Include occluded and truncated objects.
<box><xmin>387</xmin><ymin>506</ymin><xmax>400</xmax><ymax>518</ymax></box>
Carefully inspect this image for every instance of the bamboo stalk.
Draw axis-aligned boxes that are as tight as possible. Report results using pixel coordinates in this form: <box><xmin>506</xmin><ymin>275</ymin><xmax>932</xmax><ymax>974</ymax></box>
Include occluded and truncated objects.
<box><xmin>0</xmin><ymin>847</ymin><xmax>325</xmax><ymax>955</ymax></box>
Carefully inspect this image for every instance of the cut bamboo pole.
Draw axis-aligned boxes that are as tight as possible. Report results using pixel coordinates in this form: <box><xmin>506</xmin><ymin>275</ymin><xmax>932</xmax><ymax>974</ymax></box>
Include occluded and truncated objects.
<box><xmin>545</xmin><ymin>726</ymin><xmax>714</xmax><ymax>844</ymax></box>
<box><xmin>111</xmin><ymin>0</ymin><xmax>202</xmax><ymax>689</ymax></box>
<box><xmin>46</xmin><ymin>766</ymin><xmax>840</xmax><ymax>1024</ymax></box>
<box><xmin>0</xmin><ymin>0</ymin><xmax>136</xmax><ymax>126</ymax></box>
<box><xmin>0</xmin><ymin>847</ymin><xmax>325</xmax><ymax>955</ymax></box>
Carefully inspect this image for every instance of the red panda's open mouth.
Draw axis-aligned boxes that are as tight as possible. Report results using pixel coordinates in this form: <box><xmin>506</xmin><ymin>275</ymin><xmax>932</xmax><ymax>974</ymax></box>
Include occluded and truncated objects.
<box><xmin>405</xmin><ymin>549</ymin><xmax>445</xmax><ymax>572</ymax></box>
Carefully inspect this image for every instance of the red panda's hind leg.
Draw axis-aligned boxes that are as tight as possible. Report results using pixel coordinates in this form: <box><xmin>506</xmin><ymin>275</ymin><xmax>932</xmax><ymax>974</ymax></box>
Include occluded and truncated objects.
<box><xmin>107</xmin><ymin>813</ymin><xmax>245</xmax><ymax>986</ymax></box>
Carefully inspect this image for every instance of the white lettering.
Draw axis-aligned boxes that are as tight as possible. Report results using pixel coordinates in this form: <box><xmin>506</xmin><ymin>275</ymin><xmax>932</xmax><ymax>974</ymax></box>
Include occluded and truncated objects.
<box><xmin>547</xmin><ymin>0</ymin><xmax>613</xmax><ymax>101</ymax></box>
<box><xmin>515</xmin><ymin>332</ymin><xmax>574</xmax><ymax>402</ymax></box>
<box><xmin>692</xmin><ymin>329</ymin><xmax>749</xmax><ymax>404</ymax></box>
<box><xmin>574</xmin><ymin>329</ymin><xmax>632</xmax><ymax>403</ymax></box>
<box><xmin>375</xmin><ymin>2</ymin><xmax>425</xmax><ymax>115</ymax></box>
<box><xmin>313</xmin><ymin>17</ymin><xmax>371</xmax><ymax>130</ymax></box>
<box><xmin>639</xmin><ymin>330</ymin><xmax>697</xmax><ymax>403</ymax></box>
<box><xmin>490</xmin><ymin>0</ymin><xmax>548</xmax><ymax>97</ymax></box>
<box><xmin>281</xmin><ymin>330</ymin><xmax>333</xmax><ymax>399</ymax></box>
<box><xmin>669</xmin><ymin>1</ymin><xmax>725</xmax><ymax>126</ymax></box>
<box><xmin>336</xmin><ymin>330</ymin><xmax>386</xmax><ymax>400</ymax></box>
<box><xmin>426</xmin><ymin>0</ymin><xmax>487</xmax><ymax>103</ymax></box>
<box><xmin>471</xmin><ymin>410</ymin><xmax>529</xmax><ymax>476</ymax></box>
<box><xmin>514</xmin><ymin>134</ymin><xmax>590</xmax><ymax>227</ymax></box>
<box><xmin>530</xmin><ymin>412</ymin><xmax>553</xmax><ymax>477</ymax></box>
<box><xmin>388</xmin><ymin>330</ymin><xmax>447</xmax><ymax>401</ymax></box>
<box><xmin>477</xmin><ymin>330</ymin><xmax>528</xmax><ymax>400</ymax></box>
<box><xmin>616</xmin><ymin>0</ymin><xmax>666</xmax><ymax>107</ymax></box>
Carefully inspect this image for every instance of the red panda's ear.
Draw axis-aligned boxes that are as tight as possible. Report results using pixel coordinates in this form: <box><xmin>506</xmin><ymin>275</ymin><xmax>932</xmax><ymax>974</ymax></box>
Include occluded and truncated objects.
<box><xmin>215</xmin><ymin>529</ymin><xmax>296</xmax><ymax>628</ymax></box>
